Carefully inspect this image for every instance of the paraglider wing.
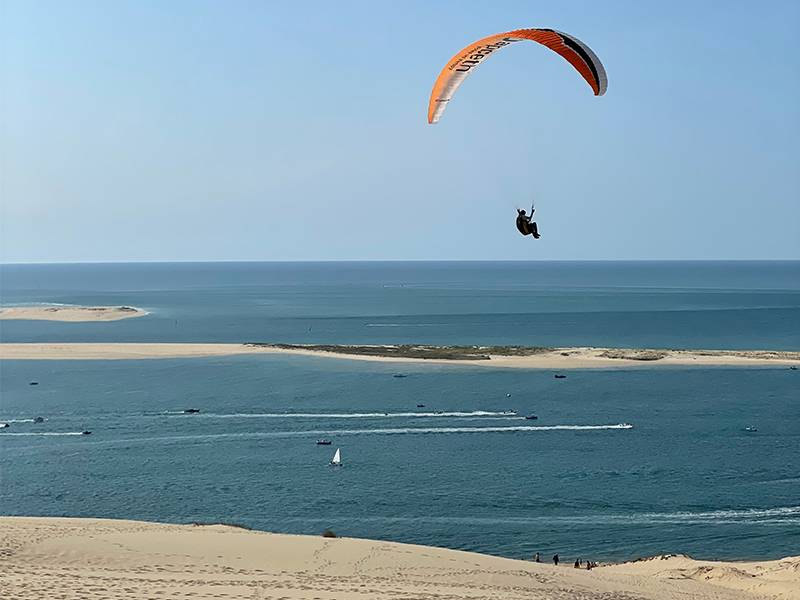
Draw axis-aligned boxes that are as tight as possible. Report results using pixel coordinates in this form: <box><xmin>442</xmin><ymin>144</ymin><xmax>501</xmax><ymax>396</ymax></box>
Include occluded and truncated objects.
<box><xmin>427</xmin><ymin>28</ymin><xmax>607</xmax><ymax>124</ymax></box>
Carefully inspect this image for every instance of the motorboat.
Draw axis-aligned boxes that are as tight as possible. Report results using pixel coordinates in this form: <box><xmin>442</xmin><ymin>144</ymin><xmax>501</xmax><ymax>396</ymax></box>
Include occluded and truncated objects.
<box><xmin>554</xmin><ymin>374</ymin><xmax>567</xmax><ymax>379</ymax></box>
<box><xmin>316</xmin><ymin>439</ymin><xmax>332</xmax><ymax>445</ymax></box>
<box><xmin>744</xmin><ymin>426</ymin><xmax>758</xmax><ymax>432</ymax></box>
<box><xmin>183</xmin><ymin>408</ymin><xmax>201</xmax><ymax>414</ymax></box>
<box><xmin>525</xmin><ymin>414</ymin><xmax>538</xmax><ymax>420</ymax></box>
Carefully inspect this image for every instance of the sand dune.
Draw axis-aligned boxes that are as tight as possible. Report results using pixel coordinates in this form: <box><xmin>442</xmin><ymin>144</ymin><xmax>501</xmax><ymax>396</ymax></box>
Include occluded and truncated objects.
<box><xmin>1</xmin><ymin>342</ymin><xmax>798</xmax><ymax>368</ymax></box>
<box><xmin>605</xmin><ymin>554</ymin><xmax>800</xmax><ymax>600</ymax></box>
<box><xmin>0</xmin><ymin>305</ymin><xmax>146</xmax><ymax>322</ymax></box>
<box><xmin>0</xmin><ymin>517</ymin><xmax>796</xmax><ymax>600</ymax></box>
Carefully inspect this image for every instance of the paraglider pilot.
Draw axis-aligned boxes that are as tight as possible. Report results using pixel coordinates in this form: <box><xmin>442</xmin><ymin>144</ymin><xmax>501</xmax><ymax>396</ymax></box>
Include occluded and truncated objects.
<box><xmin>516</xmin><ymin>208</ymin><xmax>540</xmax><ymax>239</ymax></box>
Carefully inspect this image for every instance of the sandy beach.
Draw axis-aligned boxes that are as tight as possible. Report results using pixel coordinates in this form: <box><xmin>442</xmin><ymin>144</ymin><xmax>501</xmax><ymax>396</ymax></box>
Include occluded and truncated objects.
<box><xmin>0</xmin><ymin>305</ymin><xmax>146</xmax><ymax>322</ymax></box>
<box><xmin>0</xmin><ymin>342</ymin><xmax>798</xmax><ymax>368</ymax></box>
<box><xmin>0</xmin><ymin>517</ymin><xmax>796</xmax><ymax>600</ymax></box>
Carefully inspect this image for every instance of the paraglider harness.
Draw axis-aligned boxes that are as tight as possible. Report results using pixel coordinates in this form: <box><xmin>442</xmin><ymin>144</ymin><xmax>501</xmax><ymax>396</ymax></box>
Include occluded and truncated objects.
<box><xmin>516</xmin><ymin>204</ymin><xmax>540</xmax><ymax>239</ymax></box>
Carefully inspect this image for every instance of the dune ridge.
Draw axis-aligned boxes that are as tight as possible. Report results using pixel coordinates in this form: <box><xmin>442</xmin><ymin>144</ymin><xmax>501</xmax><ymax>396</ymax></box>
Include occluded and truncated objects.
<box><xmin>0</xmin><ymin>517</ymin><xmax>797</xmax><ymax>599</ymax></box>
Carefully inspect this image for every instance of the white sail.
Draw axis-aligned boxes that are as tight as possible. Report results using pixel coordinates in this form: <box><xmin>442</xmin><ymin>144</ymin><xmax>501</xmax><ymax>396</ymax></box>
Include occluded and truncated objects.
<box><xmin>331</xmin><ymin>448</ymin><xmax>341</xmax><ymax>465</ymax></box>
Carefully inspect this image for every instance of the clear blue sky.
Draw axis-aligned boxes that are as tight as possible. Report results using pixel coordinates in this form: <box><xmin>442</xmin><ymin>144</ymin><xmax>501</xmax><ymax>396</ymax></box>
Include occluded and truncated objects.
<box><xmin>2</xmin><ymin>0</ymin><xmax>798</xmax><ymax>262</ymax></box>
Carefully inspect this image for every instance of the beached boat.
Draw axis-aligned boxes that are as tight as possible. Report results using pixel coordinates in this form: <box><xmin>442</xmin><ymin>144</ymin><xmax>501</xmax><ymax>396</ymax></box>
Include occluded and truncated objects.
<box><xmin>330</xmin><ymin>448</ymin><xmax>342</xmax><ymax>466</ymax></box>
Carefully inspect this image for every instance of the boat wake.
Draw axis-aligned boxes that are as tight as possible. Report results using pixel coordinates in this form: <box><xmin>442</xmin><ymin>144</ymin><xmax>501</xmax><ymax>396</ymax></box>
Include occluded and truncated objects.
<box><xmin>173</xmin><ymin>410</ymin><xmax>520</xmax><ymax>419</ymax></box>
<box><xmin>365</xmin><ymin>323</ymin><xmax>445</xmax><ymax>327</ymax></box>
<box><xmin>310</xmin><ymin>424</ymin><xmax>633</xmax><ymax>435</ymax></box>
<box><xmin>0</xmin><ymin>432</ymin><xmax>87</xmax><ymax>437</ymax></box>
<box><xmin>631</xmin><ymin>505</ymin><xmax>800</xmax><ymax>524</ymax></box>
<box><xmin>100</xmin><ymin>423</ymin><xmax>634</xmax><ymax>446</ymax></box>
<box><xmin>278</xmin><ymin>505</ymin><xmax>800</xmax><ymax>527</ymax></box>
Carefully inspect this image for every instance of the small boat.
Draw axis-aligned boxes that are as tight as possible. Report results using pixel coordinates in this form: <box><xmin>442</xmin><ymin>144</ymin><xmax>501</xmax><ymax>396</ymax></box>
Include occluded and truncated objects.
<box><xmin>744</xmin><ymin>426</ymin><xmax>758</xmax><ymax>432</ymax></box>
<box><xmin>416</xmin><ymin>404</ymin><xmax>425</xmax><ymax>408</ymax></box>
<box><xmin>33</xmin><ymin>416</ymin><xmax>45</xmax><ymax>423</ymax></box>
<box><xmin>330</xmin><ymin>447</ymin><xmax>342</xmax><ymax>466</ymax></box>
<box><xmin>316</xmin><ymin>439</ymin><xmax>332</xmax><ymax>445</ymax></box>
<box><xmin>525</xmin><ymin>414</ymin><xmax>538</xmax><ymax>420</ymax></box>
<box><xmin>80</xmin><ymin>430</ymin><xmax>92</xmax><ymax>435</ymax></box>
<box><xmin>554</xmin><ymin>374</ymin><xmax>567</xmax><ymax>379</ymax></box>
<box><xmin>0</xmin><ymin>423</ymin><xmax>9</xmax><ymax>429</ymax></box>
<box><xmin>393</xmin><ymin>373</ymin><xmax>408</xmax><ymax>378</ymax></box>
<box><xmin>183</xmin><ymin>408</ymin><xmax>201</xmax><ymax>414</ymax></box>
<box><xmin>506</xmin><ymin>393</ymin><xmax>512</xmax><ymax>398</ymax></box>
<box><xmin>29</xmin><ymin>381</ymin><xmax>39</xmax><ymax>386</ymax></box>
<box><xmin>790</xmin><ymin>366</ymin><xmax>798</xmax><ymax>371</ymax></box>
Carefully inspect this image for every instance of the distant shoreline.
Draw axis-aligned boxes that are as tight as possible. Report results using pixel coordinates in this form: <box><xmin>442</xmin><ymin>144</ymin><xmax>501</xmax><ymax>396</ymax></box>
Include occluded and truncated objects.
<box><xmin>1</xmin><ymin>342</ymin><xmax>798</xmax><ymax>367</ymax></box>
<box><xmin>0</xmin><ymin>305</ymin><xmax>147</xmax><ymax>322</ymax></box>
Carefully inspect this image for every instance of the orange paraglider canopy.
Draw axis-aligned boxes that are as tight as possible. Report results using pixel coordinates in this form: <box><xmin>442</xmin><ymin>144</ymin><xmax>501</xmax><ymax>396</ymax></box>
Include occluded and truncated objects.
<box><xmin>428</xmin><ymin>28</ymin><xmax>607</xmax><ymax>124</ymax></box>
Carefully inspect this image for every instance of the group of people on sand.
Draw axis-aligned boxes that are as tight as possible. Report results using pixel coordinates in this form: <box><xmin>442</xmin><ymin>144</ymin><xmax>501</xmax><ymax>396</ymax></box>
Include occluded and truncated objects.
<box><xmin>531</xmin><ymin>553</ymin><xmax>597</xmax><ymax>570</ymax></box>
<box><xmin>574</xmin><ymin>558</ymin><xmax>598</xmax><ymax>570</ymax></box>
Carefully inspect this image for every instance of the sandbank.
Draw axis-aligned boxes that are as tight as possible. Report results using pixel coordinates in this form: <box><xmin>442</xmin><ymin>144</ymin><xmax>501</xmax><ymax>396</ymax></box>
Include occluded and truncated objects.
<box><xmin>0</xmin><ymin>305</ymin><xmax>146</xmax><ymax>322</ymax></box>
<box><xmin>0</xmin><ymin>342</ymin><xmax>798</xmax><ymax>368</ymax></box>
<box><xmin>0</xmin><ymin>517</ymin><xmax>796</xmax><ymax>600</ymax></box>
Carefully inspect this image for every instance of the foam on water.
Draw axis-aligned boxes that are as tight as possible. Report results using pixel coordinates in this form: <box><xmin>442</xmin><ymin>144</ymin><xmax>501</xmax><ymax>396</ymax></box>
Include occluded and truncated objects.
<box><xmin>271</xmin><ymin>506</ymin><xmax>800</xmax><ymax>527</ymax></box>
<box><xmin>365</xmin><ymin>323</ymin><xmax>445</xmax><ymax>327</ymax></box>
<box><xmin>315</xmin><ymin>423</ymin><xmax>634</xmax><ymax>435</ymax></box>
<box><xmin>73</xmin><ymin>423</ymin><xmax>634</xmax><ymax>447</ymax></box>
<box><xmin>167</xmin><ymin>410</ymin><xmax>520</xmax><ymax>419</ymax></box>
<box><xmin>0</xmin><ymin>432</ymin><xmax>87</xmax><ymax>436</ymax></box>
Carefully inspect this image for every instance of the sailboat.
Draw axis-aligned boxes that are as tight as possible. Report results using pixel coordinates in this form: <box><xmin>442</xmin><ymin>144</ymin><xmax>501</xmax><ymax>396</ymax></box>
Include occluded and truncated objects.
<box><xmin>330</xmin><ymin>447</ymin><xmax>342</xmax><ymax>467</ymax></box>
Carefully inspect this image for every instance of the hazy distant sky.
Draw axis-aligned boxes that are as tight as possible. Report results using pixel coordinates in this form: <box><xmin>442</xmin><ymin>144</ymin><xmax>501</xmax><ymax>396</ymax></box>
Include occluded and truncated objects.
<box><xmin>2</xmin><ymin>0</ymin><xmax>798</xmax><ymax>262</ymax></box>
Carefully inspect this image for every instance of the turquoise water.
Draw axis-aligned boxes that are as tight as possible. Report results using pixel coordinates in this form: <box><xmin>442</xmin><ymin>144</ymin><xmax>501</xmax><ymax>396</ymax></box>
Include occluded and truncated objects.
<box><xmin>1</xmin><ymin>261</ymin><xmax>798</xmax><ymax>561</ymax></box>
<box><xmin>2</xmin><ymin>261</ymin><xmax>799</xmax><ymax>349</ymax></box>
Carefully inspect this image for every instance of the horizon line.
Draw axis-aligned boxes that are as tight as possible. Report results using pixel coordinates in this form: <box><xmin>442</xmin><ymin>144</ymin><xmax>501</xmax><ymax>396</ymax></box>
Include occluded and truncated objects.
<box><xmin>2</xmin><ymin>258</ymin><xmax>799</xmax><ymax>267</ymax></box>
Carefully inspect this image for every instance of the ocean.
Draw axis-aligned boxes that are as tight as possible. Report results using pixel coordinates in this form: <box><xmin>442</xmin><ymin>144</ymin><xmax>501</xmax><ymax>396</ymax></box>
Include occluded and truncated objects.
<box><xmin>1</xmin><ymin>261</ymin><xmax>798</xmax><ymax>561</ymax></box>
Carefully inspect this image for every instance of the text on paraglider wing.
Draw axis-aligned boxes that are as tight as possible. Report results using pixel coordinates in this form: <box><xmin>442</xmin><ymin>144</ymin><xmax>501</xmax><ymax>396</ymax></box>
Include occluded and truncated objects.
<box><xmin>450</xmin><ymin>38</ymin><xmax>521</xmax><ymax>72</ymax></box>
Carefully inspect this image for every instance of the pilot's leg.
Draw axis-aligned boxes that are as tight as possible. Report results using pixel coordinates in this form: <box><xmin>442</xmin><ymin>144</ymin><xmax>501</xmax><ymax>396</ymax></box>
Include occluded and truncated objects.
<box><xmin>530</xmin><ymin>221</ymin><xmax>540</xmax><ymax>239</ymax></box>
